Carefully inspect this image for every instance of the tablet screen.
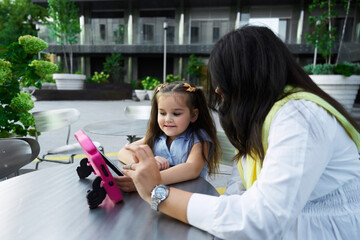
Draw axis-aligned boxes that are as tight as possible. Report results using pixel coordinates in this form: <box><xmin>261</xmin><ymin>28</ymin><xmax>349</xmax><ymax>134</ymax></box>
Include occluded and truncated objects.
<box><xmin>100</xmin><ymin>152</ymin><xmax>124</xmax><ymax>176</ymax></box>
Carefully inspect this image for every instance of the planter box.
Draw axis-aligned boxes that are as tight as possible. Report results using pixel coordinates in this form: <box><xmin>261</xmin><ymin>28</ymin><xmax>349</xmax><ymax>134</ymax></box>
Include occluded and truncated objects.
<box><xmin>135</xmin><ymin>89</ymin><xmax>147</xmax><ymax>101</ymax></box>
<box><xmin>33</xmin><ymin>89</ymin><xmax>132</xmax><ymax>101</ymax></box>
<box><xmin>85</xmin><ymin>82</ymin><xmax>130</xmax><ymax>90</ymax></box>
<box><xmin>53</xmin><ymin>74</ymin><xmax>86</xmax><ymax>90</ymax></box>
<box><xmin>310</xmin><ymin>75</ymin><xmax>360</xmax><ymax>113</ymax></box>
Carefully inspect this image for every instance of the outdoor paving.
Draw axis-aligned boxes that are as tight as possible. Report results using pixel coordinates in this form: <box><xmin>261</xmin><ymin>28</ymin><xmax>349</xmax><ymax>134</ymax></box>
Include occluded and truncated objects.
<box><xmin>16</xmin><ymin>99</ymin><xmax>232</xmax><ymax>189</ymax></box>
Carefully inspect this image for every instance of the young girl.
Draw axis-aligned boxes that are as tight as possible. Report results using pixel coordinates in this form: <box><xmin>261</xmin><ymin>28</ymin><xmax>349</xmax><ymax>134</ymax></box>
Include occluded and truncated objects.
<box><xmin>122</xmin><ymin>26</ymin><xmax>360</xmax><ymax>239</ymax></box>
<box><xmin>116</xmin><ymin>81</ymin><xmax>221</xmax><ymax>191</ymax></box>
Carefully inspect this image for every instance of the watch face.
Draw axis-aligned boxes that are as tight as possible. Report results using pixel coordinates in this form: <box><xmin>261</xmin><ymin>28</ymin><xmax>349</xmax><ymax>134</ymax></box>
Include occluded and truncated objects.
<box><xmin>155</xmin><ymin>186</ymin><xmax>167</xmax><ymax>197</ymax></box>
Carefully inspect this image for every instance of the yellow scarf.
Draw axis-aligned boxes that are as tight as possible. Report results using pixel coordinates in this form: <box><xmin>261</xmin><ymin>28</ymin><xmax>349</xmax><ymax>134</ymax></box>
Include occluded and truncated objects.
<box><xmin>237</xmin><ymin>86</ymin><xmax>360</xmax><ymax>190</ymax></box>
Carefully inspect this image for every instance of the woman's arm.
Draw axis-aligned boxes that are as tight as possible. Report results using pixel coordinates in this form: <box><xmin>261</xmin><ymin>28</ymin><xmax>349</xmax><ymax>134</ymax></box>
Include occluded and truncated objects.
<box><xmin>124</xmin><ymin>100</ymin><xmax>339</xmax><ymax>239</ymax></box>
<box><xmin>117</xmin><ymin>138</ymin><xmax>145</xmax><ymax>164</ymax></box>
<box><xmin>160</xmin><ymin>142</ymin><xmax>209</xmax><ymax>185</ymax></box>
<box><xmin>115</xmin><ymin>141</ymin><xmax>208</xmax><ymax>191</ymax></box>
<box><xmin>122</xmin><ymin>144</ymin><xmax>192</xmax><ymax>223</ymax></box>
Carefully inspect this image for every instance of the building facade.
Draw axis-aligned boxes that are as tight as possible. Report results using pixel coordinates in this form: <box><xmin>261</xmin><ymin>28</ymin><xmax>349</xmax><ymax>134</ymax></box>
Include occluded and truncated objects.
<box><xmin>32</xmin><ymin>0</ymin><xmax>360</xmax><ymax>84</ymax></box>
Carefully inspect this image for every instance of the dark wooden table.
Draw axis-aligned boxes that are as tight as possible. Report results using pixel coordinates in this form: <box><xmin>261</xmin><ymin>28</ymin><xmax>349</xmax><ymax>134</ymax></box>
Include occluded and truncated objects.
<box><xmin>0</xmin><ymin>164</ymin><xmax>218</xmax><ymax>240</ymax></box>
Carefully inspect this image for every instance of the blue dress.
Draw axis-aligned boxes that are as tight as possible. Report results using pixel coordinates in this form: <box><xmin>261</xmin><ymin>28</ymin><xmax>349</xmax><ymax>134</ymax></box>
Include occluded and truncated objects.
<box><xmin>152</xmin><ymin>128</ymin><xmax>213</xmax><ymax>178</ymax></box>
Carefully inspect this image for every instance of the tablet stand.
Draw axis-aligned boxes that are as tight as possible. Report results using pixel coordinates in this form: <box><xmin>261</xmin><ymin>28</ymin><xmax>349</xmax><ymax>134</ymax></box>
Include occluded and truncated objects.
<box><xmin>74</xmin><ymin>130</ymin><xmax>123</xmax><ymax>209</ymax></box>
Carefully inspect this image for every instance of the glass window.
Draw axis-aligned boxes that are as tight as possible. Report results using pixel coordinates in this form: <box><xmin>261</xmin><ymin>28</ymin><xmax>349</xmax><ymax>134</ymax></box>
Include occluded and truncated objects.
<box><xmin>213</xmin><ymin>27</ymin><xmax>220</xmax><ymax>43</ymax></box>
<box><xmin>90</xmin><ymin>18</ymin><xmax>125</xmax><ymax>45</ymax></box>
<box><xmin>334</xmin><ymin>17</ymin><xmax>354</xmax><ymax>43</ymax></box>
<box><xmin>167</xmin><ymin>26</ymin><xmax>175</xmax><ymax>43</ymax></box>
<box><xmin>100</xmin><ymin>24</ymin><xmax>106</xmax><ymax>40</ymax></box>
<box><xmin>249</xmin><ymin>18</ymin><xmax>291</xmax><ymax>43</ymax></box>
<box><xmin>190</xmin><ymin>20</ymin><xmax>229</xmax><ymax>44</ymax></box>
<box><xmin>143</xmin><ymin>24</ymin><xmax>154</xmax><ymax>42</ymax></box>
<box><xmin>113</xmin><ymin>24</ymin><xmax>125</xmax><ymax>44</ymax></box>
<box><xmin>191</xmin><ymin>26</ymin><xmax>199</xmax><ymax>43</ymax></box>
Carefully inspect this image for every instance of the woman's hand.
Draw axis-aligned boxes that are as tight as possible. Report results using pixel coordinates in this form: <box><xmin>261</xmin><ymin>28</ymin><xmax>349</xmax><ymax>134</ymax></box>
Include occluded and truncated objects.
<box><xmin>114</xmin><ymin>175</ymin><xmax>137</xmax><ymax>192</ymax></box>
<box><xmin>122</xmin><ymin>144</ymin><xmax>161</xmax><ymax>204</ymax></box>
<box><xmin>155</xmin><ymin>156</ymin><xmax>170</xmax><ymax>170</ymax></box>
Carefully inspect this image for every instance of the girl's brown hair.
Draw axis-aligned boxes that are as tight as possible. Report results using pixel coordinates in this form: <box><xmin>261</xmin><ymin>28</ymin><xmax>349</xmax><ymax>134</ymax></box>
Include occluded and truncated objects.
<box><xmin>144</xmin><ymin>81</ymin><xmax>221</xmax><ymax>175</ymax></box>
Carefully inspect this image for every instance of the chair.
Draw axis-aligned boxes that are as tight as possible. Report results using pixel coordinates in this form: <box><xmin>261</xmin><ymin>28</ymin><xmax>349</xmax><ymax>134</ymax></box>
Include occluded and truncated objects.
<box><xmin>0</xmin><ymin>138</ymin><xmax>40</xmax><ymax>179</ymax></box>
<box><xmin>33</xmin><ymin>108</ymin><xmax>103</xmax><ymax>170</ymax></box>
<box><xmin>124</xmin><ymin>105</ymin><xmax>151</xmax><ymax>142</ymax></box>
<box><xmin>217</xmin><ymin>130</ymin><xmax>236</xmax><ymax>166</ymax></box>
<box><xmin>124</xmin><ymin>105</ymin><xmax>151</xmax><ymax>120</ymax></box>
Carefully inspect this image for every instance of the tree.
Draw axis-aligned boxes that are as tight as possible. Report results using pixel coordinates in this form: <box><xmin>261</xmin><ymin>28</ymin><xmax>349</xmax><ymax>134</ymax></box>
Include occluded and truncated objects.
<box><xmin>0</xmin><ymin>35</ymin><xmax>57</xmax><ymax>137</ymax></box>
<box><xmin>335</xmin><ymin>0</ymin><xmax>360</xmax><ymax>64</ymax></box>
<box><xmin>185</xmin><ymin>54</ymin><xmax>204</xmax><ymax>85</ymax></box>
<box><xmin>305</xmin><ymin>0</ymin><xmax>338</xmax><ymax>65</ymax></box>
<box><xmin>47</xmin><ymin>0</ymin><xmax>81</xmax><ymax>74</ymax></box>
<box><xmin>0</xmin><ymin>0</ymin><xmax>48</xmax><ymax>49</ymax></box>
<box><xmin>103</xmin><ymin>53</ymin><xmax>125</xmax><ymax>83</ymax></box>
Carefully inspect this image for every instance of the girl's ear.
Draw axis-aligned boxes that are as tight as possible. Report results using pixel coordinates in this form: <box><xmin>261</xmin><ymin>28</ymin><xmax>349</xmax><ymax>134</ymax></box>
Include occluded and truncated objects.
<box><xmin>191</xmin><ymin>108</ymin><xmax>199</xmax><ymax>123</ymax></box>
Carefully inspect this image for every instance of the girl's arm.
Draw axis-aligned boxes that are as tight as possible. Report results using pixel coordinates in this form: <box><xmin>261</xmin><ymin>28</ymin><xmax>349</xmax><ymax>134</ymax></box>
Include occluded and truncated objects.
<box><xmin>117</xmin><ymin>138</ymin><xmax>145</xmax><ymax>164</ymax></box>
<box><xmin>122</xmin><ymin>144</ymin><xmax>192</xmax><ymax>223</ymax></box>
<box><xmin>160</xmin><ymin>142</ymin><xmax>209</xmax><ymax>185</ymax></box>
<box><xmin>124</xmin><ymin>100</ymin><xmax>342</xmax><ymax>239</ymax></box>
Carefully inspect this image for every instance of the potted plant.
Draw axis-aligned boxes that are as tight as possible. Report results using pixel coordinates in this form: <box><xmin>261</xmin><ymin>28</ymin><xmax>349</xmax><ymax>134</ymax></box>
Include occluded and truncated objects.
<box><xmin>185</xmin><ymin>54</ymin><xmax>204</xmax><ymax>86</ymax></box>
<box><xmin>85</xmin><ymin>71</ymin><xmax>110</xmax><ymax>89</ymax></box>
<box><xmin>47</xmin><ymin>0</ymin><xmax>85</xmax><ymax>90</ymax></box>
<box><xmin>303</xmin><ymin>62</ymin><xmax>360</xmax><ymax>112</ymax></box>
<box><xmin>166</xmin><ymin>74</ymin><xmax>184</xmax><ymax>83</ymax></box>
<box><xmin>103</xmin><ymin>53</ymin><xmax>125</xmax><ymax>83</ymax></box>
<box><xmin>131</xmin><ymin>79</ymin><xmax>146</xmax><ymax>101</ymax></box>
<box><xmin>304</xmin><ymin>0</ymin><xmax>360</xmax><ymax>112</ymax></box>
<box><xmin>141</xmin><ymin>76</ymin><xmax>161</xmax><ymax>100</ymax></box>
<box><xmin>0</xmin><ymin>35</ymin><xmax>57</xmax><ymax>138</ymax></box>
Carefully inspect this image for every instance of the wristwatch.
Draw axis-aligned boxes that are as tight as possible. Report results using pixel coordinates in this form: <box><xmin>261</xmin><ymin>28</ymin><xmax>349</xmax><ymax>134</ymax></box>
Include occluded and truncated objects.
<box><xmin>151</xmin><ymin>185</ymin><xmax>170</xmax><ymax>211</ymax></box>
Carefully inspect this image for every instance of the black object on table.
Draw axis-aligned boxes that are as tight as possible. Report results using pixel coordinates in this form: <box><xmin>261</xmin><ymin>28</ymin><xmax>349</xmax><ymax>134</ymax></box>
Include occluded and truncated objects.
<box><xmin>0</xmin><ymin>164</ymin><xmax>218</xmax><ymax>240</ymax></box>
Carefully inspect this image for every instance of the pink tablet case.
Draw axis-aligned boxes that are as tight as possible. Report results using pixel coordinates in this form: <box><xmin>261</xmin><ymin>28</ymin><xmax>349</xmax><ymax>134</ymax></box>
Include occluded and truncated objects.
<box><xmin>74</xmin><ymin>130</ymin><xmax>123</xmax><ymax>203</ymax></box>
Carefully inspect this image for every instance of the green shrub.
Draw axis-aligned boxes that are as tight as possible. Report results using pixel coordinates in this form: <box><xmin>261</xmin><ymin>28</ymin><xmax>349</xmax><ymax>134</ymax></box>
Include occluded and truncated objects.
<box><xmin>18</xmin><ymin>35</ymin><xmax>48</xmax><ymax>54</ymax></box>
<box><xmin>89</xmin><ymin>72</ymin><xmax>110</xmax><ymax>83</ymax></box>
<box><xmin>0</xmin><ymin>35</ymin><xmax>56</xmax><ymax>137</ymax></box>
<box><xmin>303</xmin><ymin>62</ymin><xmax>360</xmax><ymax>76</ymax></box>
<box><xmin>131</xmin><ymin>79</ymin><xmax>143</xmax><ymax>90</ymax></box>
<box><xmin>141</xmin><ymin>76</ymin><xmax>161</xmax><ymax>90</ymax></box>
<box><xmin>166</xmin><ymin>74</ymin><xmax>183</xmax><ymax>83</ymax></box>
<box><xmin>333</xmin><ymin>62</ymin><xmax>360</xmax><ymax>77</ymax></box>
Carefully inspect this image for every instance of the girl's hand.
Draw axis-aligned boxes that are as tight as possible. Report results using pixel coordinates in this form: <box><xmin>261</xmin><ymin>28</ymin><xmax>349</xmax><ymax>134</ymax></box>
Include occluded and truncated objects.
<box><xmin>155</xmin><ymin>156</ymin><xmax>170</xmax><ymax>170</ymax></box>
<box><xmin>113</xmin><ymin>175</ymin><xmax>137</xmax><ymax>192</ymax></box>
<box><xmin>122</xmin><ymin>144</ymin><xmax>161</xmax><ymax>204</ymax></box>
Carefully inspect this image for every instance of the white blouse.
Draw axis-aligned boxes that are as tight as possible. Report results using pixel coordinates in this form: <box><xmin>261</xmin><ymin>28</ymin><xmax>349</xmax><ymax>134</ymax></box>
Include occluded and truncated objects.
<box><xmin>187</xmin><ymin>99</ymin><xmax>360</xmax><ymax>239</ymax></box>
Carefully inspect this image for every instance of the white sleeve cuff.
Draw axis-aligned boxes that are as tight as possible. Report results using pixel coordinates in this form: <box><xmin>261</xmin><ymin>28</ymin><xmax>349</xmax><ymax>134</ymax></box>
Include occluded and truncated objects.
<box><xmin>187</xmin><ymin>193</ymin><xmax>219</xmax><ymax>232</ymax></box>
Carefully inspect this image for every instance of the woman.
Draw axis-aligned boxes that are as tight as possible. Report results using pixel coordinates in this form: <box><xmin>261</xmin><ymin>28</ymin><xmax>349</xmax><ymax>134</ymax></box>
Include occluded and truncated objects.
<box><xmin>122</xmin><ymin>26</ymin><xmax>360</xmax><ymax>239</ymax></box>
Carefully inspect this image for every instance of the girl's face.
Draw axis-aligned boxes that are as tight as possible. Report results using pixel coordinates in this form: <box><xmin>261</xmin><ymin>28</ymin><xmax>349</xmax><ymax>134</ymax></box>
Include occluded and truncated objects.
<box><xmin>157</xmin><ymin>93</ymin><xmax>198</xmax><ymax>141</ymax></box>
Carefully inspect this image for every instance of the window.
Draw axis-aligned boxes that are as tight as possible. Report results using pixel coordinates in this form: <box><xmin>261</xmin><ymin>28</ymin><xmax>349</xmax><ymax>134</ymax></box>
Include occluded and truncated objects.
<box><xmin>113</xmin><ymin>24</ymin><xmax>124</xmax><ymax>44</ymax></box>
<box><xmin>143</xmin><ymin>24</ymin><xmax>154</xmax><ymax>42</ymax></box>
<box><xmin>167</xmin><ymin>26</ymin><xmax>175</xmax><ymax>43</ymax></box>
<box><xmin>100</xmin><ymin>24</ymin><xmax>106</xmax><ymax>40</ymax></box>
<box><xmin>191</xmin><ymin>26</ymin><xmax>199</xmax><ymax>43</ymax></box>
<box><xmin>249</xmin><ymin>18</ymin><xmax>291</xmax><ymax>43</ymax></box>
<box><xmin>213</xmin><ymin>27</ymin><xmax>220</xmax><ymax>43</ymax></box>
<box><xmin>334</xmin><ymin>17</ymin><xmax>354</xmax><ymax>43</ymax></box>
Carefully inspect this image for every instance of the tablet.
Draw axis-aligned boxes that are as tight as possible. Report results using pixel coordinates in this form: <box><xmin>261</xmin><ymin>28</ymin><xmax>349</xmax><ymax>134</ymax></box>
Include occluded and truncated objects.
<box><xmin>99</xmin><ymin>151</ymin><xmax>123</xmax><ymax>176</ymax></box>
<box><xmin>74</xmin><ymin>130</ymin><xmax>123</xmax><ymax>204</ymax></box>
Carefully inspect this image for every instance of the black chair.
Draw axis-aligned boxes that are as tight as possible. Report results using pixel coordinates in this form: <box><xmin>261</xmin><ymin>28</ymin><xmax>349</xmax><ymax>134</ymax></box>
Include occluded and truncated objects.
<box><xmin>0</xmin><ymin>138</ymin><xmax>40</xmax><ymax>180</ymax></box>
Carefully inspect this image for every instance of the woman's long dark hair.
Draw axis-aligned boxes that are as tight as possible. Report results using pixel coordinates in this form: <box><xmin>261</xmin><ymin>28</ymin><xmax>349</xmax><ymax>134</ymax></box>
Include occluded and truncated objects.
<box><xmin>144</xmin><ymin>81</ymin><xmax>221</xmax><ymax>175</ymax></box>
<box><xmin>208</xmin><ymin>25</ymin><xmax>360</xmax><ymax>163</ymax></box>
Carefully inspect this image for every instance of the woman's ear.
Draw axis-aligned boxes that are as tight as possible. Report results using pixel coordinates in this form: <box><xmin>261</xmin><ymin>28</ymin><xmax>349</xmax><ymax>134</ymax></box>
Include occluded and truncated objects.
<box><xmin>191</xmin><ymin>108</ymin><xmax>199</xmax><ymax>123</ymax></box>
